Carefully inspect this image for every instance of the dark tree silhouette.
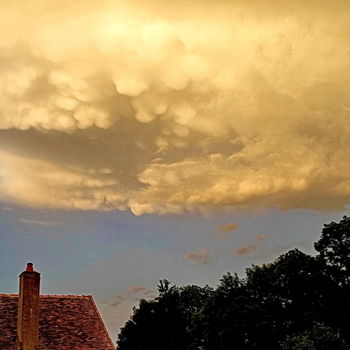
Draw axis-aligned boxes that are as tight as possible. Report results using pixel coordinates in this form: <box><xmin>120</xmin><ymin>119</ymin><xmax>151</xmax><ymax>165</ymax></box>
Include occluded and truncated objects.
<box><xmin>280</xmin><ymin>322</ymin><xmax>349</xmax><ymax>350</ymax></box>
<box><xmin>117</xmin><ymin>280</ymin><xmax>211</xmax><ymax>350</ymax></box>
<box><xmin>117</xmin><ymin>217</ymin><xmax>350</xmax><ymax>350</ymax></box>
<box><xmin>314</xmin><ymin>216</ymin><xmax>350</xmax><ymax>285</ymax></box>
<box><xmin>200</xmin><ymin>273</ymin><xmax>274</xmax><ymax>350</ymax></box>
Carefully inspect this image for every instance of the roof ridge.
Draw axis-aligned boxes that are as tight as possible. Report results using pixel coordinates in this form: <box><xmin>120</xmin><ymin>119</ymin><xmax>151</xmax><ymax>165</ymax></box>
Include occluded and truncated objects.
<box><xmin>0</xmin><ymin>293</ymin><xmax>92</xmax><ymax>298</ymax></box>
<box><xmin>40</xmin><ymin>294</ymin><xmax>92</xmax><ymax>298</ymax></box>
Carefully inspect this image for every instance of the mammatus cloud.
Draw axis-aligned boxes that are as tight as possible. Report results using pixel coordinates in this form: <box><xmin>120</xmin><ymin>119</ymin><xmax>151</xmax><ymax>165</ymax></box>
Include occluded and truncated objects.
<box><xmin>185</xmin><ymin>248</ymin><xmax>211</xmax><ymax>265</ymax></box>
<box><xmin>235</xmin><ymin>245</ymin><xmax>257</xmax><ymax>256</ymax></box>
<box><xmin>1</xmin><ymin>0</ymin><xmax>350</xmax><ymax>214</ymax></box>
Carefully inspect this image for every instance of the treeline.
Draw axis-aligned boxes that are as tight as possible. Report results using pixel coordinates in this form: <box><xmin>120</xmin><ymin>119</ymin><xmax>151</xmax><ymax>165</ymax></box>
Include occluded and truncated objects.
<box><xmin>117</xmin><ymin>216</ymin><xmax>350</xmax><ymax>350</ymax></box>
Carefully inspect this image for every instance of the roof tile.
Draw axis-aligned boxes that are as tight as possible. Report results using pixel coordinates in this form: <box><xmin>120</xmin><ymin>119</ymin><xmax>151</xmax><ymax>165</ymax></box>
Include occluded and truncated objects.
<box><xmin>0</xmin><ymin>294</ymin><xmax>115</xmax><ymax>350</ymax></box>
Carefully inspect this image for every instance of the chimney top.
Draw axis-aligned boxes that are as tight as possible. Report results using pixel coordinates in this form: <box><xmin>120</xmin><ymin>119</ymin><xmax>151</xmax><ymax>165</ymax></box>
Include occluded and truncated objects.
<box><xmin>26</xmin><ymin>263</ymin><xmax>34</xmax><ymax>272</ymax></box>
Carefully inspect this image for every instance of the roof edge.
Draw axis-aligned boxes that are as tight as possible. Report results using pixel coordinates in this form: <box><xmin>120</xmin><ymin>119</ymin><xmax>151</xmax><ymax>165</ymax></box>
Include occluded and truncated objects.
<box><xmin>89</xmin><ymin>295</ymin><xmax>116</xmax><ymax>350</ymax></box>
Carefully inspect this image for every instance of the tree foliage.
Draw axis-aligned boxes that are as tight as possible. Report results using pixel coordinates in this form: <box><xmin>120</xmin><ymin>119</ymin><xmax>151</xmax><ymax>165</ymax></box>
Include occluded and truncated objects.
<box><xmin>280</xmin><ymin>322</ymin><xmax>350</xmax><ymax>350</ymax></box>
<box><xmin>314</xmin><ymin>215</ymin><xmax>350</xmax><ymax>285</ymax></box>
<box><xmin>117</xmin><ymin>280</ymin><xmax>212</xmax><ymax>350</ymax></box>
<box><xmin>117</xmin><ymin>216</ymin><xmax>350</xmax><ymax>350</ymax></box>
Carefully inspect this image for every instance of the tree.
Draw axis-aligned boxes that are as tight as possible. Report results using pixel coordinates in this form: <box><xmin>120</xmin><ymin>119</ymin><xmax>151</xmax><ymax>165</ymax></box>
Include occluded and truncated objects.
<box><xmin>199</xmin><ymin>273</ymin><xmax>274</xmax><ymax>350</ymax></box>
<box><xmin>117</xmin><ymin>217</ymin><xmax>350</xmax><ymax>349</ymax></box>
<box><xmin>243</xmin><ymin>250</ymin><xmax>331</xmax><ymax>347</ymax></box>
<box><xmin>313</xmin><ymin>216</ymin><xmax>350</xmax><ymax>340</ymax></box>
<box><xmin>117</xmin><ymin>280</ymin><xmax>212</xmax><ymax>350</ymax></box>
<box><xmin>117</xmin><ymin>281</ymin><xmax>186</xmax><ymax>350</ymax></box>
<box><xmin>314</xmin><ymin>216</ymin><xmax>350</xmax><ymax>285</ymax></box>
<box><xmin>280</xmin><ymin>322</ymin><xmax>349</xmax><ymax>350</ymax></box>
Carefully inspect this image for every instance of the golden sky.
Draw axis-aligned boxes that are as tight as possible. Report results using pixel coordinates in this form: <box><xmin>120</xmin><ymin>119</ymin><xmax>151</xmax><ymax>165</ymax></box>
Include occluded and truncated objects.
<box><xmin>1</xmin><ymin>0</ymin><xmax>350</xmax><ymax>215</ymax></box>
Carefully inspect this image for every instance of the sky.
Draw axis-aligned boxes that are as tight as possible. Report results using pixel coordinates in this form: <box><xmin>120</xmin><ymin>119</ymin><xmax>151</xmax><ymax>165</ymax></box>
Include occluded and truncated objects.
<box><xmin>0</xmin><ymin>0</ymin><xmax>350</xmax><ymax>343</ymax></box>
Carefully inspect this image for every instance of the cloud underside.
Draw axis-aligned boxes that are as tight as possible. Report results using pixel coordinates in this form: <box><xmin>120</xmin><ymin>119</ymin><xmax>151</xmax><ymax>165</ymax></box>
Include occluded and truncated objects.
<box><xmin>1</xmin><ymin>0</ymin><xmax>350</xmax><ymax>215</ymax></box>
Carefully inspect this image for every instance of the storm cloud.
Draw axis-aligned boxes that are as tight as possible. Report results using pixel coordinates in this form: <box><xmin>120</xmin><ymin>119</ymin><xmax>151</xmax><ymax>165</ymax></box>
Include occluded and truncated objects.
<box><xmin>1</xmin><ymin>0</ymin><xmax>350</xmax><ymax>215</ymax></box>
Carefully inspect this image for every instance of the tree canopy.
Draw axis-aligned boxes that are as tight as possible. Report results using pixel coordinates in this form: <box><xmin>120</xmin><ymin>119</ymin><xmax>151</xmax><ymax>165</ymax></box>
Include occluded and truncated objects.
<box><xmin>117</xmin><ymin>216</ymin><xmax>350</xmax><ymax>350</ymax></box>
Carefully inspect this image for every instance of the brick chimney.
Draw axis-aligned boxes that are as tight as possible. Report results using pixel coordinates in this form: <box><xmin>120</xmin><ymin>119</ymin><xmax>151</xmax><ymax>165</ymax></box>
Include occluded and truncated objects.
<box><xmin>17</xmin><ymin>263</ymin><xmax>40</xmax><ymax>350</ymax></box>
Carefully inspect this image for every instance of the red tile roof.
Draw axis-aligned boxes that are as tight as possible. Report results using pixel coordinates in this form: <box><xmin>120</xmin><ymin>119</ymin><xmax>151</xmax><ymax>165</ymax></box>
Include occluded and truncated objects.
<box><xmin>0</xmin><ymin>294</ymin><xmax>115</xmax><ymax>350</ymax></box>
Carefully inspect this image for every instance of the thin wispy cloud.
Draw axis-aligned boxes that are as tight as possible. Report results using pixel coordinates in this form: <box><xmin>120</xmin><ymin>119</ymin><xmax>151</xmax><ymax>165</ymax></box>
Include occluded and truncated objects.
<box><xmin>218</xmin><ymin>223</ymin><xmax>239</xmax><ymax>233</ymax></box>
<box><xmin>103</xmin><ymin>287</ymin><xmax>156</xmax><ymax>309</ymax></box>
<box><xmin>233</xmin><ymin>234</ymin><xmax>267</xmax><ymax>255</ymax></box>
<box><xmin>235</xmin><ymin>245</ymin><xmax>257</xmax><ymax>256</ymax></box>
<box><xmin>1</xmin><ymin>207</ymin><xmax>14</xmax><ymax>211</ymax></box>
<box><xmin>214</xmin><ymin>223</ymin><xmax>239</xmax><ymax>240</ymax></box>
<box><xmin>143</xmin><ymin>289</ymin><xmax>156</xmax><ymax>296</ymax></box>
<box><xmin>18</xmin><ymin>218</ymin><xmax>61</xmax><ymax>226</ymax></box>
<box><xmin>126</xmin><ymin>286</ymin><xmax>147</xmax><ymax>295</ymax></box>
<box><xmin>185</xmin><ymin>248</ymin><xmax>211</xmax><ymax>265</ymax></box>
<box><xmin>108</xmin><ymin>295</ymin><xmax>124</xmax><ymax>308</ymax></box>
<box><xmin>256</xmin><ymin>234</ymin><xmax>268</xmax><ymax>241</ymax></box>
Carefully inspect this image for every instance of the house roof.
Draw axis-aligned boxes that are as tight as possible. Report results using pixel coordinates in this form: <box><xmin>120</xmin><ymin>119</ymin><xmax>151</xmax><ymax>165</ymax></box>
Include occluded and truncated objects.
<box><xmin>0</xmin><ymin>294</ymin><xmax>115</xmax><ymax>350</ymax></box>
